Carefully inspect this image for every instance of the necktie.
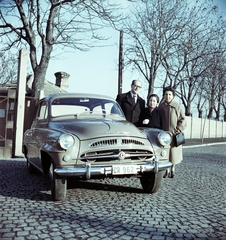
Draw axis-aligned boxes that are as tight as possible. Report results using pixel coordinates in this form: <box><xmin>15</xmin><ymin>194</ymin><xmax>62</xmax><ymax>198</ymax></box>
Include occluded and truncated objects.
<box><xmin>133</xmin><ymin>94</ymin><xmax>137</xmax><ymax>104</ymax></box>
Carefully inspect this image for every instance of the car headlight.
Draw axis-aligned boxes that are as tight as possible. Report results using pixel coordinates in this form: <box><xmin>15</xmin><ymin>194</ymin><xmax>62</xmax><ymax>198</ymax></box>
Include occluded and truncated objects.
<box><xmin>59</xmin><ymin>134</ymin><xmax>75</xmax><ymax>149</ymax></box>
<box><xmin>158</xmin><ymin>131</ymin><xmax>172</xmax><ymax>146</ymax></box>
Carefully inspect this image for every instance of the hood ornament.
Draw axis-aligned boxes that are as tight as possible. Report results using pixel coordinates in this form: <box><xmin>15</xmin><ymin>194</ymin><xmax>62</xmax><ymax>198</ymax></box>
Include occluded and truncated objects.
<box><xmin>118</xmin><ymin>151</ymin><xmax>126</xmax><ymax>160</ymax></box>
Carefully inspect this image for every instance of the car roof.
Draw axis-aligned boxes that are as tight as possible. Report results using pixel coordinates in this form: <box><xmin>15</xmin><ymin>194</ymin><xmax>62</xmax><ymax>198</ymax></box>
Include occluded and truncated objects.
<box><xmin>39</xmin><ymin>93</ymin><xmax>116</xmax><ymax>103</ymax></box>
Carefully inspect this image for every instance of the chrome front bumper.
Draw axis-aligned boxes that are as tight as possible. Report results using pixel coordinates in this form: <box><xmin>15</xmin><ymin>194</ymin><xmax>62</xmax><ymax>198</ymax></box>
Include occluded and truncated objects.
<box><xmin>54</xmin><ymin>158</ymin><xmax>172</xmax><ymax>179</ymax></box>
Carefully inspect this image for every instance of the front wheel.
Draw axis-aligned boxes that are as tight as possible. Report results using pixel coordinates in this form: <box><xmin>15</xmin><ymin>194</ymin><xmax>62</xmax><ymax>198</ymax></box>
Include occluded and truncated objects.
<box><xmin>49</xmin><ymin>163</ymin><xmax>67</xmax><ymax>201</ymax></box>
<box><xmin>26</xmin><ymin>159</ymin><xmax>36</xmax><ymax>174</ymax></box>
<box><xmin>140</xmin><ymin>171</ymin><xmax>163</xmax><ymax>193</ymax></box>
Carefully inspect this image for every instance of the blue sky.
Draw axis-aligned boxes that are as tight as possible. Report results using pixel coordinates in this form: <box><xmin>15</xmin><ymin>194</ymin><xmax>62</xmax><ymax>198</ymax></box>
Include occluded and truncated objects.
<box><xmin>45</xmin><ymin>0</ymin><xmax>226</xmax><ymax>100</ymax></box>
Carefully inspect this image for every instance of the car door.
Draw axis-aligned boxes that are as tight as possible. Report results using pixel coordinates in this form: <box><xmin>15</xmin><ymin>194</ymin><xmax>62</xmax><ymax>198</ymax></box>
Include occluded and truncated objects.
<box><xmin>27</xmin><ymin>101</ymin><xmax>48</xmax><ymax>172</ymax></box>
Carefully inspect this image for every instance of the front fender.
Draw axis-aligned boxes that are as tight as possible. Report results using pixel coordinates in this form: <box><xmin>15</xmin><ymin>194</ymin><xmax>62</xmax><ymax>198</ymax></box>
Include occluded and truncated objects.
<box><xmin>140</xmin><ymin>127</ymin><xmax>171</xmax><ymax>160</ymax></box>
<box><xmin>24</xmin><ymin>128</ymin><xmax>63</xmax><ymax>153</ymax></box>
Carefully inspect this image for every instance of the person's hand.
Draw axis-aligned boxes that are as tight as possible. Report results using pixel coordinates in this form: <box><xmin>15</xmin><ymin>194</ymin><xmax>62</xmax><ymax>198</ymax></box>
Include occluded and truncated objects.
<box><xmin>143</xmin><ymin>119</ymin><xmax>149</xmax><ymax>125</ymax></box>
<box><xmin>174</xmin><ymin>128</ymin><xmax>181</xmax><ymax>135</ymax></box>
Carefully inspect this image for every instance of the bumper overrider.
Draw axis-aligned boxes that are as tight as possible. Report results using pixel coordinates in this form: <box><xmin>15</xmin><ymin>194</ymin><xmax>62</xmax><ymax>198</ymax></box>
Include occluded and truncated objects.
<box><xmin>54</xmin><ymin>157</ymin><xmax>172</xmax><ymax>179</ymax></box>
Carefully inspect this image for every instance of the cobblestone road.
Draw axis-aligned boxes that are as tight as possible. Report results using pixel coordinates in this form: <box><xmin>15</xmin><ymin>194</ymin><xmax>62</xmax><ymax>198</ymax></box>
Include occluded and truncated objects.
<box><xmin>0</xmin><ymin>144</ymin><xmax>225</xmax><ymax>240</ymax></box>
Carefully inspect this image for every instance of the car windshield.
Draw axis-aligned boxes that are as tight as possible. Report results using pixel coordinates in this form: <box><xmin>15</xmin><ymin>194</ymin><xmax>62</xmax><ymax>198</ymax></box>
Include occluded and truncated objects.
<box><xmin>51</xmin><ymin>97</ymin><xmax>124</xmax><ymax>119</ymax></box>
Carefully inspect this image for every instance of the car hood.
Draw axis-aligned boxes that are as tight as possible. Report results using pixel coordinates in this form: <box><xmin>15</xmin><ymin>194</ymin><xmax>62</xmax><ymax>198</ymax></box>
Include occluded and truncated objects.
<box><xmin>49</xmin><ymin>119</ymin><xmax>146</xmax><ymax>140</ymax></box>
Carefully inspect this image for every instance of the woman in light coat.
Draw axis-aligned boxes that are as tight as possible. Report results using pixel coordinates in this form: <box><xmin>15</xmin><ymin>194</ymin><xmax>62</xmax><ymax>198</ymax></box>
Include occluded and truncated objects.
<box><xmin>159</xmin><ymin>86</ymin><xmax>187</xmax><ymax>178</ymax></box>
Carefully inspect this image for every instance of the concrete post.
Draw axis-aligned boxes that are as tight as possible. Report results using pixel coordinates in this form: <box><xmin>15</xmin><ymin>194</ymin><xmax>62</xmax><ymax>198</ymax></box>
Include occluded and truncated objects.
<box><xmin>13</xmin><ymin>49</ymin><xmax>28</xmax><ymax>157</ymax></box>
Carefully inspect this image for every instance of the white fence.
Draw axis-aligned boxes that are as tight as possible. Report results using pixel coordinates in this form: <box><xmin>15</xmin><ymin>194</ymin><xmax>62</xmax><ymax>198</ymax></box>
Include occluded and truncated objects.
<box><xmin>184</xmin><ymin>116</ymin><xmax>226</xmax><ymax>139</ymax></box>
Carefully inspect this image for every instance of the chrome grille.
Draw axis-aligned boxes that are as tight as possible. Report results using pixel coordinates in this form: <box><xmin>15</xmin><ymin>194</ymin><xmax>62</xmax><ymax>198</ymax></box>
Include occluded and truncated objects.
<box><xmin>90</xmin><ymin>139</ymin><xmax>117</xmax><ymax>147</ymax></box>
<box><xmin>122</xmin><ymin>139</ymin><xmax>144</xmax><ymax>145</ymax></box>
<box><xmin>90</xmin><ymin>138</ymin><xmax>145</xmax><ymax>148</ymax></box>
<box><xmin>80</xmin><ymin>149</ymin><xmax>154</xmax><ymax>162</ymax></box>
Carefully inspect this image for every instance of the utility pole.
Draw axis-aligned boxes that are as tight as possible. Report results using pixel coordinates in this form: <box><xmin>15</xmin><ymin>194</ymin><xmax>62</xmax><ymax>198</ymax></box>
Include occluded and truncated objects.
<box><xmin>118</xmin><ymin>30</ymin><xmax>123</xmax><ymax>95</ymax></box>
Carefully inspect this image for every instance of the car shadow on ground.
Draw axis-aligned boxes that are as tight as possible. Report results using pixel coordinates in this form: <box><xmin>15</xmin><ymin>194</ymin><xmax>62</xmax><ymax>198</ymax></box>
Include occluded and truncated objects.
<box><xmin>0</xmin><ymin>159</ymin><xmax>52</xmax><ymax>201</ymax></box>
<box><xmin>0</xmin><ymin>159</ymin><xmax>144</xmax><ymax>201</ymax></box>
<box><xmin>68</xmin><ymin>178</ymin><xmax>144</xmax><ymax>194</ymax></box>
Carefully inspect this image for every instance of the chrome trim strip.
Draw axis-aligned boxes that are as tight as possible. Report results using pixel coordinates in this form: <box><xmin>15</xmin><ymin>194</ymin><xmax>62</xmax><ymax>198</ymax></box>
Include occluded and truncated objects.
<box><xmin>154</xmin><ymin>157</ymin><xmax>159</xmax><ymax>173</ymax></box>
<box><xmin>86</xmin><ymin>162</ymin><xmax>91</xmax><ymax>179</ymax></box>
<box><xmin>79</xmin><ymin>153</ymin><xmax>154</xmax><ymax>160</ymax></box>
<box><xmin>54</xmin><ymin>160</ymin><xmax>172</xmax><ymax>178</ymax></box>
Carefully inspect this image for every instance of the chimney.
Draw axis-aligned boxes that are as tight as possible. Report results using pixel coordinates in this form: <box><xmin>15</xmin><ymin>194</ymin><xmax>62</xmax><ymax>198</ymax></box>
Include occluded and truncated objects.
<box><xmin>54</xmin><ymin>71</ymin><xmax>70</xmax><ymax>92</ymax></box>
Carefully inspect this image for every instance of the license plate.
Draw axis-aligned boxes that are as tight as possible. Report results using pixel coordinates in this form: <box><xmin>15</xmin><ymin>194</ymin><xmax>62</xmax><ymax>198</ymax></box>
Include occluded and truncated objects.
<box><xmin>112</xmin><ymin>165</ymin><xmax>137</xmax><ymax>175</ymax></box>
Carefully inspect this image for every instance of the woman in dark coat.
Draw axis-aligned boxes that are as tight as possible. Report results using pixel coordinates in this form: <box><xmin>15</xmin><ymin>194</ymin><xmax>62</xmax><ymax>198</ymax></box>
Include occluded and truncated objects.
<box><xmin>140</xmin><ymin>94</ymin><xmax>166</xmax><ymax>129</ymax></box>
<box><xmin>159</xmin><ymin>86</ymin><xmax>187</xmax><ymax>178</ymax></box>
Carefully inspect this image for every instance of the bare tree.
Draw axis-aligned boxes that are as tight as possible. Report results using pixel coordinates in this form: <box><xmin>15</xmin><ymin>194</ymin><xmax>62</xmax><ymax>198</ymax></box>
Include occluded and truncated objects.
<box><xmin>196</xmin><ymin>78</ymin><xmax>208</xmax><ymax>118</ymax></box>
<box><xmin>161</xmin><ymin>1</ymin><xmax>226</xmax><ymax>117</ymax></box>
<box><xmin>209</xmin><ymin>50</ymin><xmax>226</xmax><ymax>120</ymax></box>
<box><xmin>0</xmin><ymin>51</ymin><xmax>18</xmax><ymax>84</ymax></box>
<box><xmin>123</xmin><ymin>0</ymin><xmax>189</xmax><ymax>96</ymax></box>
<box><xmin>222</xmin><ymin>92</ymin><xmax>226</xmax><ymax>121</ymax></box>
<box><xmin>123</xmin><ymin>0</ymin><xmax>226</xmax><ymax>118</ymax></box>
<box><xmin>0</xmin><ymin>0</ymin><xmax>122</xmax><ymax>98</ymax></box>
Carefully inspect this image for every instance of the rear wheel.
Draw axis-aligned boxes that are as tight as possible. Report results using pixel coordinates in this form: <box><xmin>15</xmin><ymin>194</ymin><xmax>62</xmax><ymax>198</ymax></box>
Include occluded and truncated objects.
<box><xmin>49</xmin><ymin>162</ymin><xmax>67</xmax><ymax>201</ymax></box>
<box><xmin>140</xmin><ymin>171</ymin><xmax>163</xmax><ymax>193</ymax></box>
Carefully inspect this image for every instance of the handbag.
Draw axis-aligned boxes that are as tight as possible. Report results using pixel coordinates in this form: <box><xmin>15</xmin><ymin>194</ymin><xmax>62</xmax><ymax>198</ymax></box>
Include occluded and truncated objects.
<box><xmin>175</xmin><ymin>132</ymin><xmax>185</xmax><ymax>147</ymax></box>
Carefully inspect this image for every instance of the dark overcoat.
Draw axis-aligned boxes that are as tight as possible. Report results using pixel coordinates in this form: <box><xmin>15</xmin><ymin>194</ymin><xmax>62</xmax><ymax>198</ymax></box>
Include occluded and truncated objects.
<box><xmin>116</xmin><ymin>91</ymin><xmax>145</xmax><ymax>126</ymax></box>
<box><xmin>139</xmin><ymin>107</ymin><xmax>166</xmax><ymax>129</ymax></box>
<box><xmin>159</xmin><ymin>99</ymin><xmax>187</xmax><ymax>165</ymax></box>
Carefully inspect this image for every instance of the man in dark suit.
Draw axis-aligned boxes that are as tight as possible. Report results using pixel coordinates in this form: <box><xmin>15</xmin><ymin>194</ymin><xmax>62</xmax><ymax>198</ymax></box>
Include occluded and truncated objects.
<box><xmin>116</xmin><ymin>80</ymin><xmax>145</xmax><ymax>126</ymax></box>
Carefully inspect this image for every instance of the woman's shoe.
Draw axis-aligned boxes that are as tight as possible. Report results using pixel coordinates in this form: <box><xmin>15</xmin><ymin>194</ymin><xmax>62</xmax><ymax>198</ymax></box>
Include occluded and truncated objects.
<box><xmin>163</xmin><ymin>170</ymin><xmax>169</xmax><ymax>178</ymax></box>
<box><xmin>170</xmin><ymin>171</ymin><xmax>175</xmax><ymax>178</ymax></box>
<box><xmin>170</xmin><ymin>165</ymin><xmax>175</xmax><ymax>178</ymax></box>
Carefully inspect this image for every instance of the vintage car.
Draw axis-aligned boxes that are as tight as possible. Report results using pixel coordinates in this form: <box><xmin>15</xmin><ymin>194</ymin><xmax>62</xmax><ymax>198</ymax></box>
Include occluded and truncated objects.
<box><xmin>23</xmin><ymin>93</ymin><xmax>172</xmax><ymax>201</ymax></box>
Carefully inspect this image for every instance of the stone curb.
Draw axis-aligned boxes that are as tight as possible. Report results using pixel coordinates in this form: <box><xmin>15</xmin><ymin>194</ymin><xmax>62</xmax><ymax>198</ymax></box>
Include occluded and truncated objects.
<box><xmin>183</xmin><ymin>141</ymin><xmax>226</xmax><ymax>149</ymax></box>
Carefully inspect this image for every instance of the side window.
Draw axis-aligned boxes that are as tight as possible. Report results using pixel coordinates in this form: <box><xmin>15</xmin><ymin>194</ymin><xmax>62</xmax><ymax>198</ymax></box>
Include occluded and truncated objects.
<box><xmin>37</xmin><ymin>102</ymin><xmax>48</xmax><ymax>120</ymax></box>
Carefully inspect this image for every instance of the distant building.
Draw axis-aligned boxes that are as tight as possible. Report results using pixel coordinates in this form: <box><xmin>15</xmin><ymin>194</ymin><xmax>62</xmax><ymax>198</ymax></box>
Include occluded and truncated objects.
<box><xmin>0</xmin><ymin>72</ymin><xmax>70</xmax><ymax>158</ymax></box>
<box><xmin>26</xmin><ymin>71</ymin><xmax>70</xmax><ymax>96</ymax></box>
